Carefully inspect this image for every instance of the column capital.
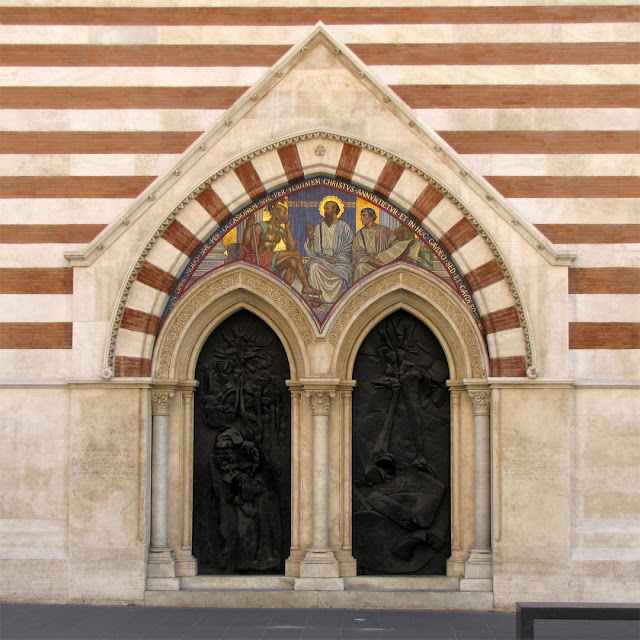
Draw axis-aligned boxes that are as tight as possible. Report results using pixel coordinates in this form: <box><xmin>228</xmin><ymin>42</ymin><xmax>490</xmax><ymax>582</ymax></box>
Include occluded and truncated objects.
<box><xmin>151</xmin><ymin>390</ymin><xmax>175</xmax><ymax>416</ymax></box>
<box><xmin>468</xmin><ymin>390</ymin><xmax>491</xmax><ymax>415</ymax></box>
<box><xmin>305</xmin><ymin>390</ymin><xmax>335</xmax><ymax>416</ymax></box>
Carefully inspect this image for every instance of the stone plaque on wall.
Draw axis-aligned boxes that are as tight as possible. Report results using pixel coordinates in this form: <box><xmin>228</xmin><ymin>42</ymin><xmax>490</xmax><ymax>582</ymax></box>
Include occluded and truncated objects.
<box><xmin>193</xmin><ymin>311</ymin><xmax>291</xmax><ymax>574</ymax></box>
<box><xmin>352</xmin><ymin>310</ymin><xmax>451</xmax><ymax>575</ymax></box>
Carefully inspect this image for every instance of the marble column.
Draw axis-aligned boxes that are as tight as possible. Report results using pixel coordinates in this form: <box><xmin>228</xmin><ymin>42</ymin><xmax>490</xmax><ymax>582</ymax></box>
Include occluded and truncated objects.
<box><xmin>147</xmin><ymin>389</ymin><xmax>180</xmax><ymax>590</ymax></box>
<box><xmin>461</xmin><ymin>387</ymin><xmax>493</xmax><ymax>591</ymax></box>
<box><xmin>295</xmin><ymin>385</ymin><xmax>343</xmax><ymax>591</ymax></box>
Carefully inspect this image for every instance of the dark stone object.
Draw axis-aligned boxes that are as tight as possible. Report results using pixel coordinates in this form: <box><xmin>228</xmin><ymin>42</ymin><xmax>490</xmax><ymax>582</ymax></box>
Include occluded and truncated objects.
<box><xmin>193</xmin><ymin>310</ymin><xmax>291</xmax><ymax>574</ymax></box>
<box><xmin>516</xmin><ymin>602</ymin><xmax>640</xmax><ymax>640</ymax></box>
<box><xmin>352</xmin><ymin>310</ymin><xmax>451</xmax><ymax>575</ymax></box>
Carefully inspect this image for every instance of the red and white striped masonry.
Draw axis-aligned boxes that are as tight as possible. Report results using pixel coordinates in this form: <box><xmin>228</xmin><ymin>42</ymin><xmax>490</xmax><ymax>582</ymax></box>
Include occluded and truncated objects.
<box><xmin>113</xmin><ymin>140</ymin><xmax>526</xmax><ymax>378</ymax></box>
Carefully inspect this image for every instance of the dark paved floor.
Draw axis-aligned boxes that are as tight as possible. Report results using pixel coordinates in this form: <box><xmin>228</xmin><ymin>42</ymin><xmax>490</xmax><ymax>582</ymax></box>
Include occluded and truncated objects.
<box><xmin>0</xmin><ymin>604</ymin><xmax>638</xmax><ymax>640</ymax></box>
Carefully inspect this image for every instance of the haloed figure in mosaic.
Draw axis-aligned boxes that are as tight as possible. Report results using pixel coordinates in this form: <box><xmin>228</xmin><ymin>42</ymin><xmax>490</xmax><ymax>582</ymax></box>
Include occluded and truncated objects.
<box><xmin>352</xmin><ymin>208</ymin><xmax>416</xmax><ymax>281</ymax></box>
<box><xmin>241</xmin><ymin>203</ymin><xmax>321</xmax><ymax>295</ymax></box>
<box><xmin>304</xmin><ymin>198</ymin><xmax>354</xmax><ymax>304</ymax></box>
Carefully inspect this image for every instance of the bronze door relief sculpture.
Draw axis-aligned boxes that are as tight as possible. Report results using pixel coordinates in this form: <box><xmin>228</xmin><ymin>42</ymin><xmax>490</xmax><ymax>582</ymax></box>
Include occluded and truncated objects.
<box><xmin>193</xmin><ymin>311</ymin><xmax>291</xmax><ymax>574</ymax></box>
<box><xmin>352</xmin><ymin>310</ymin><xmax>451</xmax><ymax>575</ymax></box>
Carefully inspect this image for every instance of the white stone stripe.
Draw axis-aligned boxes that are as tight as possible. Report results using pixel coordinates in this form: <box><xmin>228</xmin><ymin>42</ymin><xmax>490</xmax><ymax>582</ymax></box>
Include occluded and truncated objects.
<box><xmin>4</xmin><ymin>65</ymin><xmax>638</xmax><ymax>87</ymax></box>
<box><xmin>0</xmin><ymin>109</ymin><xmax>225</xmax><ymax>131</ymax></box>
<box><xmin>415</xmin><ymin>109</ymin><xmax>640</xmax><ymax>132</ymax></box>
<box><xmin>570</xmin><ymin>294</ymin><xmax>640</xmax><ymax>323</ymax></box>
<box><xmin>486</xmin><ymin>327</ymin><xmax>527</xmax><ymax>358</ymax></box>
<box><xmin>374</xmin><ymin>65</ymin><xmax>640</xmax><ymax>86</ymax></box>
<box><xmin>461</xmin><ymin>154</ymin><xmax>640</xmax><ymax>177</ymax></box>
<box><xmin>512</xmin><ymin>199</ymin><xmax>640</xmax><ymax>225</ymax></box>
<box><xmin>114</xmin><ymin>326</ymin><xmax>150</xmax><ymax>358</ymax></box>
<box><xmin>0</xmin><ymin>295</ymin><xmax>72</xmax><ymax>322</ymax></box>
<box><xmin>0</xmin><ymin>245</ymin><xmax>86</xmax><ymax>268</ymax></box>
<box><xmin>251</xmin><ymin>151</ymin><xmax>289</xmax><ymax>192</ymax></box>
<box><xmin>2</xmin><ymin>109</ymin><xmax>638</xmax><ymax>132</ymax></box>
<box><xmin>0</xmin><ymin>199</ymin><xmax>127</xmax><ymax>224</ymax></box>
<box><xmin>1</xmin><ymin>23</ymin><xmax>637</xmax><ymax>45</ymax></box>
<box><xmin>0</xmin><ymin>350</ymin><xmax>71</xmax><ymax>378</ymax></box>
<box><xmin>0</xmin><ymin>154</ymin><xmax>180</xmax><ymax>177</ymax></box>
<box><xmin>127</xmin><ymin>280</ymin><xmax>168</xmax><ymax>318</ymax></box>
<box><xmin>472</xmin><ymin>280</ymin><xmax>515</xmax><ymax>316</ymax></box>
<box><xmin>572</xmin><ymin>350</ymin><xmax>640</xmax><ymax>380</ymax></box>
<box><xmin>296</xmin><ymin>138</ymin><xmax>343</xmax><ymax>176</ymax></box>
<box><xmin>452</xmin><ymin>235</ymin><xmax>495</xmax><ymax>274</ymax></box>
<box><xmin>422</xmin><ymin>198</ymin><xmax>464</xmax><ymax>238</ymax></box>
<box><xmin>352</xmin><ymin>149</ymin><xmax>389</xmax><ymax>191</ymax></box>
<box><xmin>145</xmin><ymin>236</ymin><xmax>188</xmax><ymax>273</ymax></box>
<box><xmin>0</xmin><ymin>547</ymin><xmax>67</xmax><ymax>560</ymax></box>
<box><xmin>176</xmin><ymin>199</ymin><xmax>217</xmax><ymax>240</ymax></box>
<box><xmin>0</xmin><ymin>67</ymin><xmax>268</xmax><ymax>87</ymax></box>
<box><xmin>570</xmin><ymin>245</ymin><xmax>640</xmax><ymax>269</ymax></box>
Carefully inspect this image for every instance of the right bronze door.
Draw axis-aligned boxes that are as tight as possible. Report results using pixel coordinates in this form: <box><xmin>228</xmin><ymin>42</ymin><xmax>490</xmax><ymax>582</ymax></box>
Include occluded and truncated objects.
<box><xmin>352</xmin><ymin>309</ymin><xmax>451</xmax><ymax>575</ymax></box>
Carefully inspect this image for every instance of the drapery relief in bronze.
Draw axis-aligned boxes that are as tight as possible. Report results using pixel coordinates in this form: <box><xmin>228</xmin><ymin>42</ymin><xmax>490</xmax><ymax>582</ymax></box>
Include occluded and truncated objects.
<box><xmin>352</xmin><ymin>310</ymin><xmax>451</xmax><ymax>575</ymax></box>
<box><xmin>193</xmin><ymin>311</ymin><xmax>291</xmax><ymax>574</ymax></box>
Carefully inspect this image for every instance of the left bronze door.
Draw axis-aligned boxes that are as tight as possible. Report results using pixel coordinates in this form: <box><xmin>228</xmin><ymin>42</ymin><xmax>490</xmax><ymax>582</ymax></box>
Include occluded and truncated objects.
<box><xmin>193</xmin><ymin>310</ymin><xmax>291</xmax><ymax>574</ymax></box>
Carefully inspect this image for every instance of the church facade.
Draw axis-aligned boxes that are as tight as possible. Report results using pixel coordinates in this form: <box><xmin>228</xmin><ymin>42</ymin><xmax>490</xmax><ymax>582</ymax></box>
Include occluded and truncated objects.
<box><xmin>1</xmin><ymin>3</ymin><xmax>638</xmax><ymax>610</ymax></box>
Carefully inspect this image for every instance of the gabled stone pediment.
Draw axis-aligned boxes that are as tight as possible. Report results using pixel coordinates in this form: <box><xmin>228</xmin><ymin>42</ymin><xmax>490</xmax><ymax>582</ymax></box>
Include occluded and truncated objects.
<box><xmin>73</xmin><ymin>23</ymin><xmax>562</xmax><ymax>380</ymax></box>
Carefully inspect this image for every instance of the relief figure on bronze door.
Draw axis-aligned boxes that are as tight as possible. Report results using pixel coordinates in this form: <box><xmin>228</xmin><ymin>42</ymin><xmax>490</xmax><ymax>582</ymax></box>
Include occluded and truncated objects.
<box><xmin>352</xmin><ymin>310</ymin><xmax>451</xmax><ymax>575</ymax></box>
<box><xmin>193</xmin><ymin>311</ymin><xmax>291</xmax><ymax>574</ymax></box>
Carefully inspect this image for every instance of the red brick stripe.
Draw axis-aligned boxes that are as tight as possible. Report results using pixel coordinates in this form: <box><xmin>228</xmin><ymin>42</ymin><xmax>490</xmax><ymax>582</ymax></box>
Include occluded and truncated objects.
<box><xmin>392</xmin><ymin>86</ymin><xmax>640</xmax><ymax>109</ymax></box>
<box><xmin>235</xmin><ymin>162</ymin><xmax>267</xmax><ymax>201</ymax></box>
<box><xmin>0</xmin><ymin>45</ymin><xmax>289</xmax><ymax>67</ymax></box>
<box><xmin>409</xmin><ymin>186</ymin><xmax>444</xmax><ymax>222</ymax></box>
<box><xmin>0</xmin><ymin>268</ymin><xmax>72</xmax><ymax>294</ymax></box>
<box><xmin>490</xmin><ymin>177</ymin><xmax>640</xmax><ymax>199</ymax></box>
<box><xmin>374</xmin><ymin>161</ymin><xmax>405</xmax><ymax>198</ymax></box>
<box><xmin>0</xmin><ymin>176</ymin><xmax>152</xmax><ymax>198</ymax></box>
<box><xmin>438</xmin><ymin>218</ymin><xmax>478</xmax><ymax>255</ymax></box>
<box><xmin>336</xmin><ymin>144</ymin><xmax>361</xmax><ymax>183</ymax></box>
<box><xmin>0</xmin><ymin>131</ymin><xmax>200</xmax><ymax>154</ymax></box>
<box><xmin>0</xmin><ymin>87</ymin><xmax>246</xmax><ymax>109</ymax></box>
<box><xmin>482</xmin><ymin>307</ymin><xmax>520</xmax><ymax>335</ymax></box>
<box><xmin>120</xmin><ymin>308</ymin><xmax>160</xmax><ymax>336</ymax></box>
<box><xmin>570</xmin><ymin>322</ymin><xmax>640</xmax><ymax>349</ymax></box>
<box><xmin>0</xmin><ymin>322</ymin><xmax>72</xmax><ymax>349</ymax></box>
<box><xmin>2</xmin><ymin>6</ymin><xmax>636</xmax><ymax>25</ymax></box>
<box><xmin>196</xmin><ymin>188</ymin><xmax>231</xmax><ymax>224</ymax></box>
<box><xmin>438</xmin><ymin>131</ymin><xmax>640</xmax><ymax>155</ymax></box>
<box><xmin>0</xmin><ymin>224</ymin><xmax>105</xmax><ymax>243</ymax></box>
<box><xmin>6</xmin><ymin>43</ymin><xmax>637</xmax><ymax>67</ymax></box>
<box><xmin>490</xmin><ymin>356</ymin><xmax>526</xmax><ymax>377</ymax></box>
<box><xmin>114</xmin><ymin>355</ymin><xmax>152</xmax><ymax>377</ymax></box>
<box><xmin>278</xmin><ymin>145</ymin><xmax>304</xmax><ymax>184</ymax></box>
<box><xmin>352</xmin><ymin>43</ymin><xmax>640</xmax><ymax>65</ymax></box>
<box><xmin>163</xmin><ymin>219</ymin><xmax>200</xmax><ymax>257</ymax></box>
<box><xmin>136</xmin><ymin>261</ymin><xmax>177</xmax><ymax>295</ymax></box>
<box><xmin>536</xmin><ymin>224</ymin><xmax>640</xmax><ymax>244</ymax></box>
<box><xmin>465</xmin><ymin>260</ymin><xmax>504</xmax><ymax>294</ymax></box>
<box><xmin>569</xmin><ymin>268</ymin><xmax>640</xmax><ymax>294</ymax></box>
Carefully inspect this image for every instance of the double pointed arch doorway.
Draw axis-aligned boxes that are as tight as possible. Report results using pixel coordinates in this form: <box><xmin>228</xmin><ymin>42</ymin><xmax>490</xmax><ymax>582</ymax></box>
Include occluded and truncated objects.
<box><xmin>147</xmin><ymin>267</ymin><xmax>492</xmax><ymax>606</ymax></box>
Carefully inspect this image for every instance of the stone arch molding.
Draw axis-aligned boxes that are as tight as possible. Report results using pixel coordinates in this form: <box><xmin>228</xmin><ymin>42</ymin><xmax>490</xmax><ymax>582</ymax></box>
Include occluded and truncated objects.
<box><xmin>152</xmin><ymin>263</ymin><xmax>313</xmax><ymax>382</ymax></box>
<box><xmin>106</xmin><ymin>131</ymin><xmax>533</xmax><ymax>380</ymax></box>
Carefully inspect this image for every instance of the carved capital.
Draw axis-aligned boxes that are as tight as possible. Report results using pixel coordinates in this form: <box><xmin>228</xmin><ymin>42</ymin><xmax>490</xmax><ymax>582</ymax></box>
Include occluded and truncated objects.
<box><xmin>306</xmin><ymin>391</ymin><xmax>334</xmax><ymax>416</ymax></box>
<box><xmin>468</xmin><ymin>391</ymin><xmax>491</xmax><ymax>415</ymax></box>
<box><xmin>152</xmin><ymin>391</ymin><xmax>174</xmax><ymax>416</ymax></box>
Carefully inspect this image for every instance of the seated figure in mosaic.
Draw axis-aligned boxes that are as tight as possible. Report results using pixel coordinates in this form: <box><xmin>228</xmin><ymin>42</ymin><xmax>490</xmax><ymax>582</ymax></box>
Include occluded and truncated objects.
<box><xmin>241</xmin><ymin>203</ymin><xmax>321</xmax><ymax>295</ymax></box>
<box><xmin>304</xmin><ymin>199</ymin><xmax>354</xmax><ymax>304</ymax></box>
<box><xmin>352</xmin><ymin>208</ymin><xmax>416</xmax><ymax>281</ymax></box>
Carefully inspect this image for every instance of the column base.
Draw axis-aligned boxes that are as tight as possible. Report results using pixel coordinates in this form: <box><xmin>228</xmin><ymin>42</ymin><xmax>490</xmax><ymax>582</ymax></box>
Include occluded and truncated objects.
<box><xmin>175</xmin><ymin>553</ymin><xmax>198</xmax><ymax>577</ymax></box>
<box><xmin>446</xmin><ymin>548</ymin><xmax>468</xmax><ymax>578</ymax></box>
<box><xmin>299</xmin><ymin>547</ymin><xmax>341</xmax><ymax>579</ymax></box>
<box><xmin>460</xmin><ymin>547</ymin><xmax>492</xmax><ymax>591</ymax></box>
<box><xmin>147</xmin><ymin>546</ymin><xmax>180</xmax><ymax>590</ymax></box>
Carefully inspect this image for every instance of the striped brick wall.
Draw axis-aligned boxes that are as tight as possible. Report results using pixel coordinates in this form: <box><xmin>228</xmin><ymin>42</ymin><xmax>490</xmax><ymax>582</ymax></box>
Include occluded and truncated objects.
<box><xmin>1</xmin><ymin>2</ymin><xmax>638</xmax><ymax>378</ymax></box>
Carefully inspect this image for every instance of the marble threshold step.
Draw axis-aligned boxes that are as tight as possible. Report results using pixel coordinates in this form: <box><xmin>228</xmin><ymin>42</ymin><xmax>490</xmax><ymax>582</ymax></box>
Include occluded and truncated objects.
<box><xmin>145</xmin><ymin>576</ymin><xmax>494</xmax><ymax>610</ymax></box>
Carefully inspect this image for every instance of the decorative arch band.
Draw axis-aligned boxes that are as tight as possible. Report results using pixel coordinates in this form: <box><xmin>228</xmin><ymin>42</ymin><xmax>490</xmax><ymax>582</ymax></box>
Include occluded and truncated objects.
<box><xmin>108</xmin><ymin>132</ymin><xmax>531</xmax><ymax>379</ymax></box>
